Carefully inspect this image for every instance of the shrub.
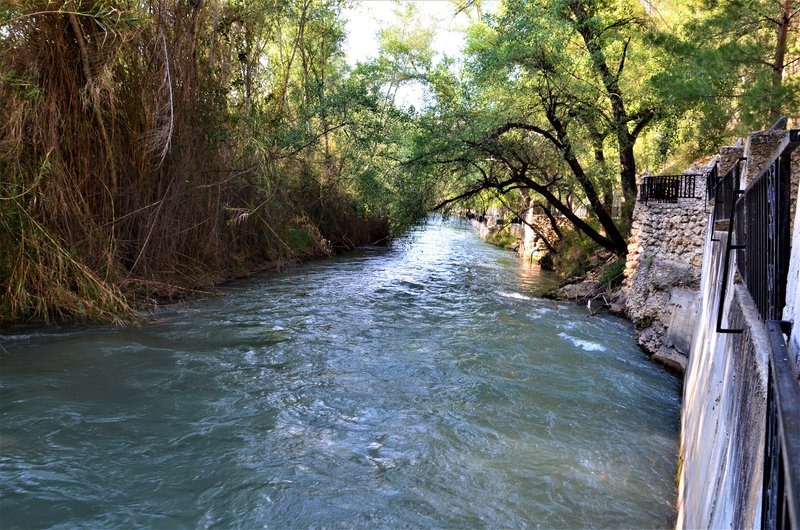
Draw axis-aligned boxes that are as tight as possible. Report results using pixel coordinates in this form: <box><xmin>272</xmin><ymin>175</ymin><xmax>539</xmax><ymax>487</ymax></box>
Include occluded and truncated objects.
<box><xmin>599</xmin><ymin>258</ymin><xmax>626</xmax><ymax>289</ymax></box>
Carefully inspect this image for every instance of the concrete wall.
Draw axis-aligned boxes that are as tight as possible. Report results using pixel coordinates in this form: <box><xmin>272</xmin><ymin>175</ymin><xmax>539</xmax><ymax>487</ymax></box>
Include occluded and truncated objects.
<box><xmin>676</xmin><ymin>127</ymin><xmax>798</xmax><ymax>529</ymax></box>
<box><xmin>676</xmin><ymin>228</ymin><xmax>768</xmax><ymax>529</ymax></box>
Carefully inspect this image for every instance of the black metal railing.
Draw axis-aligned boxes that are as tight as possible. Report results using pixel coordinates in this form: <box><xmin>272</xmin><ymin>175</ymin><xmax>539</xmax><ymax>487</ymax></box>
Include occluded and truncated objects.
<box><xmin>735</xmin><ymin>151</ymin><xmax>792</xmax><ymax>321</ymax></box>
<box><xmin>706</xmin><ymin>162</ymin><xmax>720</xmax><ymax>203</ymax></box>
<box><xmin>762</xmin><ymin>320</ymin><xmax>800</xmax><ymax>530</ymax></box>
<box><xmin>713</xmin><ymin>158</ymin><xmax>745</xmax><ymax>332</ymax></box>
<box><xmin>713</xmin><ymin>160</ymin><xmax>743</xmax><ymax>223</ymax></box>
<box><xmin>639</xmin><ymin>174</ymin><xmax>700</xmax><ymax>203</ymax></box>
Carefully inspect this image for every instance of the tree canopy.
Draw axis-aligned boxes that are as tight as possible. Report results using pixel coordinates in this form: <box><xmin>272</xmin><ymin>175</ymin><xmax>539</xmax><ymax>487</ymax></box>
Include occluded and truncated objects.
<box><xmin>0</xmin><ymin>0</ymin><xmax>796</xmax><ymax>321</ymax></box>
<box><xmin>398</xmin><ymin>0</ymin><xmax>798</xmax><ymax>256</ymax></box>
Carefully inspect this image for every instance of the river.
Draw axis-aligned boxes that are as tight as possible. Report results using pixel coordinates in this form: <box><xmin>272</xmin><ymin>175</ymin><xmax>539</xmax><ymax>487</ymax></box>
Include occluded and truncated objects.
<box><xmin>0</xmin><ymin>217</ymin><xmax>680</xmax><ymax>529</ymax></box>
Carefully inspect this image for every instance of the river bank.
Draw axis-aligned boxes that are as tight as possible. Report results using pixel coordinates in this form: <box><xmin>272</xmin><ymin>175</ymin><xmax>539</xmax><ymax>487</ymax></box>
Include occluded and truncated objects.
<box><xmin>0</xmin><ymin>213</ymin><xmax>392</xmax><ymax>326</ymax></box>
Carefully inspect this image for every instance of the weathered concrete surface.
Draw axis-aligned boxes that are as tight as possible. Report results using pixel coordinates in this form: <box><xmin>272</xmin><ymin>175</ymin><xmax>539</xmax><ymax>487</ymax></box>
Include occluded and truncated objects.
<box><xmin>784</xmin><ymin>183</ymin><xmax>800</xmax><ymax>368</ymax></box>
<box><xmin>625</xmin><ymin>257</ymin><xmax>700</xmax><ymax>367</ymax></box>
<box><xmin>654</xmin><ymin>287</ymin><xmax>700</xmax><ymax>371</ymax></box>
<box><xmin>742</xmin><ymin>129</ymin><xmax>789</xmax><ymax>187</ymax></box>
<box><xmin>676</xmin><ymin>228</ymin><xmax>768</xmax><ymax>530</ymax></box>
<box><xmin>676</xmin><ymin>129</ymin><xmax>800</xmax><ymax>530</ymax></box>
<box><xmin>665</xmin><ymin>288</ymin><xmax>700</xmax><ymax>355</ymax></box>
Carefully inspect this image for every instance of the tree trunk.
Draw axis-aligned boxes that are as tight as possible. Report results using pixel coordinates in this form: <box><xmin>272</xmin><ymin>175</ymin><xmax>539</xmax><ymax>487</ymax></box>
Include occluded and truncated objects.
<box><xmin>518</xmin><ymin>174</ymin><xmax>627</xmax><ymax>256</ymax></box>
<box><xmin>569</xmin><ymin>0</ymin><xmax>639</xmax><ymax>222</ymax></box>
<box><xmin>546</xmin><ymin>111</ymin><xmax>628</xmax><ymax>255</ymax></box>
<box><xmin>770</xmin><ymin>0</ymin><xmax>793</xmax><ymax>122</ymax></box>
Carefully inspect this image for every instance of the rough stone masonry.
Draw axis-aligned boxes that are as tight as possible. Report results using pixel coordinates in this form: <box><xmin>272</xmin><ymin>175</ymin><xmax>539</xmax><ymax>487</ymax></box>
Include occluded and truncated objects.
<box><xmin>623</xmin><ymin>122</ymin><xmax>800</xmax><ymax>373</ymax></box>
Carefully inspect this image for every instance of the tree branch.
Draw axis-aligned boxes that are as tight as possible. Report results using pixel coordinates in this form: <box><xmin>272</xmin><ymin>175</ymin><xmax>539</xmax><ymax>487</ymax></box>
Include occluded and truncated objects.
<box><xmin>616</xmin><ymin>37</ymin><xmax>631</xmax><ymax>80</ymax></box>
<box><xmin>630</xmin><ymin>108</ymin><xmax>655</xmax><ymax>139</ymax></box>
<box><xmin>477</xmin><ymin>122</ymin><xmax>563</xmax><ymax>150</ymax></box>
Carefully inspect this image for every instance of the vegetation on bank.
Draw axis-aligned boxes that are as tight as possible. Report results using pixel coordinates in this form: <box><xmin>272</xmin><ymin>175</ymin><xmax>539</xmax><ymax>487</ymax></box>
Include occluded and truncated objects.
<box><xmin>1</xmin><ymin>0</ymin><xmax>797</xmax><ymax>323</ymax></box>
<box><xmin>0</xmin><ymin>0</ymin><xmax>427</xmax><ymax>322</ymax></box>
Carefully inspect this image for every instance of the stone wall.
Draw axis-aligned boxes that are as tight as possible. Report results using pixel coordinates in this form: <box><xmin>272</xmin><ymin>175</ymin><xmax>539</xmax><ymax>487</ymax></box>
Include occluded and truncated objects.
<box><xmin>463</xmin><ymin>204</ymin><xmax>568</xmax><ymax>264</ymax></box>
<box><xmin>622</xmin><ymin>140</ymin><xmax>752</xmax><ymax>370</ymax></box>
<box><xmin>623</xmin><ymin>173</ymin><xmax>708</xmax><ymax>287</ymax></box>
<box><xmin>622</xmin><ymin>126</ymin><xmax>798</xmax><ymax>372</ymax></box>
<box><xmin>517</xmin><ymin>210</ymin><xmax>569</xmax><ymax>263</ymax></box>
<box><xmin>623</xmin><ymin>169</ymin><xmax>710</xmax><ymax>370</ymax></box>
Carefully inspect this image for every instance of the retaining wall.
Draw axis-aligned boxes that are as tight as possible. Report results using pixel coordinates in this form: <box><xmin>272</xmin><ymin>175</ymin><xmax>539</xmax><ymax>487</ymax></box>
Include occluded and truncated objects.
<box><xmin>676</xmin><ymin>127</ymin><xmax>800</xmax><ymax>528</ymax></box>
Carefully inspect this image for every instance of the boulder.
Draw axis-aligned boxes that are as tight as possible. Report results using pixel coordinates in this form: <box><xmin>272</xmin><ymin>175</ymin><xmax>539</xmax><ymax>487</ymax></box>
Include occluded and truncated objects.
<box><xmin>552</xmin><ymin>281</ymin><xmax>602</xmax><ymax>302</ymax></box>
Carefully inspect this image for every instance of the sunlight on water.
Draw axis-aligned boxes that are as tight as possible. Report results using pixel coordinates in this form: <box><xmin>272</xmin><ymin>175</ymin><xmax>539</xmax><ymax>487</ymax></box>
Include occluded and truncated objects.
<box><xmin>0</xmin><ymin>217</ymin><xmax>680</xmax><ymax>528</ymax></box>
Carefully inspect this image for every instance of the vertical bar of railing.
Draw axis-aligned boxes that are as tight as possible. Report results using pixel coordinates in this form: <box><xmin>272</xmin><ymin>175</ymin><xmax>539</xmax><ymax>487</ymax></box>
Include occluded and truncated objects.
<box><xmin>716</xmin><ymin>159</ymin><xmax>744</xmax><ymax>333</ymax></box>
<box><xmin>706</xmin><ymin>162</ymin><xmax>719</xmax><ymax>204</ymax></box>
<box><xmin>775</xmin><ymin>152</ymin><xmax>791</xmax><ymax>319</ymax></box>
<box><xmin>762</xmin><ymin>320</ymin><xmax>800</xmax><ymax>530</ymax></box>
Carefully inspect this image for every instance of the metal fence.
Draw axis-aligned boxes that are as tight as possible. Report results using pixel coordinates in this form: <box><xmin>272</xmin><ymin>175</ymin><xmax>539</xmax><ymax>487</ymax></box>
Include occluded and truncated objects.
<box><xmin>705</xmin><ymin>162</ymin><xmax>719</xmax><ymax>203</ymax></box>
<box><xmin>708</xmin><ymin>131</ymin><xmax>799</xmax><ymax>529</ymax></box>
<box><xmin>763</xmin><ymin>320</ymin><xmax>800</xmax><ymax>530</ymax></box>
<box><xmin>755</xmin><ymin>134</ymin><xmax>800</xmax><ymax>530</ymax></box>
<box><xmin>638</xmin><ymin>174</ymin><xmax>699</xmax><ymax>203</ymax></box>
<box><xmin>712</xmin><ymin>160</ymin><xmax>743</xmax><ymax>223</ymax></box>
<box><xmin>735</xmin><ymin>151</ymin><xmax>792</xmax><ymax>321</ymax></box>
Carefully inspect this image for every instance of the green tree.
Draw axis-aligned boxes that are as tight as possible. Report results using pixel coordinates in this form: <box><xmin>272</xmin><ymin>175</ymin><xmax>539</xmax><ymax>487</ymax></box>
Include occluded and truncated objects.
<box><xmin>0</xmin><ymin>0</ymin><xmax>414</xmax><ymax>322</ymax></box>
<box><xmin>405</xmin><ymin>0</ymin><xmax>668</xmax><ymax>257</ymax></box>
<box><xmin>648</xmin><ymin>0</ymin><xmax>799</xmax><ymax>152</ymax></box>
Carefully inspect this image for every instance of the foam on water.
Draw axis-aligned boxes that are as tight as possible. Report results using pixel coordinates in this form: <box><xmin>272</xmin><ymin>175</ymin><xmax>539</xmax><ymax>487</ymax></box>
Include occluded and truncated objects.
<box><xmin>559</xmin><ymin>331</ymin><xmax>608</xmax><ymax>352</ymax></box>
<box><xmin>497</xmin><ymin>291</ymin><xmax>533</xmax><ymax>301</ymax></box>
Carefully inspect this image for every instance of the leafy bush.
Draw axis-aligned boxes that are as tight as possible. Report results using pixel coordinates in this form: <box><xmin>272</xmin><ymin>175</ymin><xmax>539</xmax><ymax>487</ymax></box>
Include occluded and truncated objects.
<box><xmin>599</xmin><ymin>259</ymin><xmax>626</xmax><ymax>289</ymax></box>
<box><xmin>487</xmin><ymin>228</ymin><xmax>519</xmax><ymax>250</ymax></box>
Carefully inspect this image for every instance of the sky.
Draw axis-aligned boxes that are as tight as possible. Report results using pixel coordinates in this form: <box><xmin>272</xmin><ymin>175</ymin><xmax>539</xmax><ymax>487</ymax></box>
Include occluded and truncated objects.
<box><xmin>343</xmin><ymin>1</ymin><xmax>473</xmax><ymax>66</ymax></box>
<box><xmin>341</xmin><ymin>1</ymin><xmax>493</xmax><ymax>109</ymax></box>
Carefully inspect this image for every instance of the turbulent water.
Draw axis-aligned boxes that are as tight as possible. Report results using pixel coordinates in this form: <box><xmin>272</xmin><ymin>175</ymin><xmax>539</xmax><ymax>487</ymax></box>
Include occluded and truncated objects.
<box><xmin>0</xmin><ymin>218</ymin><xmax>681</xmax><ymax>529</ymax></box>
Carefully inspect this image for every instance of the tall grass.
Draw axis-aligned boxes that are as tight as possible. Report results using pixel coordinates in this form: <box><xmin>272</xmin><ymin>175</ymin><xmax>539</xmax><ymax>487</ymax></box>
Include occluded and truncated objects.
<box><xmin>0</xmin><ymin>0</ymin><xmax>388</xmax><ymax>323</ymax></box>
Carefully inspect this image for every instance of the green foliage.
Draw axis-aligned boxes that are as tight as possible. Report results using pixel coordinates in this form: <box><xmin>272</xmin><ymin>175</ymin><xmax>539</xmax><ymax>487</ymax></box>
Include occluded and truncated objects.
<box><xmin>643</xmin><ymin>0</ymin><xmax>799</xmax><ymax>159</ymax></box>
<box><xmin>281</xmin><ymin>228</ymin><xmax>316</xmax><ymax>254</ymax></box>
<box><xmin>599</xmin><ymin>258</ymin><xmax>626</xmax><ymax>290</ymax></box>
<box><xmin>0</xmin><ymin>0</ymin><xmax>412</xmax><ymax>323</ymax></box>
<box><xmin>2</xmin><ymin>0</ymin><xmax>794</xmax><ymax>323</ymax></box>
<box><xmin>551</xmin><ymin>227</ymin><xmax>600</xmax><ymax>278</ymax></box>
<box><xmin>486</xmin><ymin>227</ymin><xmax>519</xmax><ymax>250</ymax></box>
